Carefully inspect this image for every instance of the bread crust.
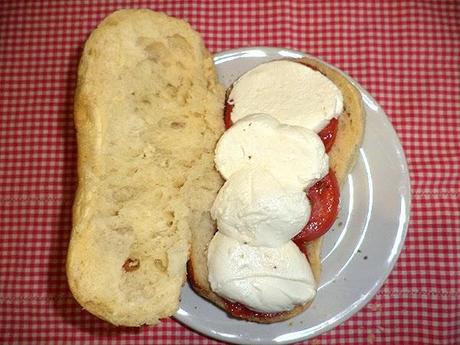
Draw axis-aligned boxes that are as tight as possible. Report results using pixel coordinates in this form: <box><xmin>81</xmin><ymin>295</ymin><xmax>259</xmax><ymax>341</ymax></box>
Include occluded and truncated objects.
<box><xmin>188</xmin><ymin>56</ymin><xmax>365</xmax><ymax>323</ymax></box>
<box><xmin>66</xmin><ymin>9</ymin><xmax>224</xmax><ymax>326</ymax></box>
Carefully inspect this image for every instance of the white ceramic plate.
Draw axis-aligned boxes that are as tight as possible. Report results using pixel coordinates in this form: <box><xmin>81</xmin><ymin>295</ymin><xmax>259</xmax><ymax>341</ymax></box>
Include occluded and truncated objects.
<box><xmin>175</xmin><ymin>47</ymin><xmax>410</xmax><ymax>344</ymax></box>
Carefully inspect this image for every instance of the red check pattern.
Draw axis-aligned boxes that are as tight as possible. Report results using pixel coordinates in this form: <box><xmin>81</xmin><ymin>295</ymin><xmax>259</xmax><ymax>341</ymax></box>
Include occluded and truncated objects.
<box><xmin>1</xmin><ymin>1</ymin><xmax>459</xmax><ymax>344</ymax></box>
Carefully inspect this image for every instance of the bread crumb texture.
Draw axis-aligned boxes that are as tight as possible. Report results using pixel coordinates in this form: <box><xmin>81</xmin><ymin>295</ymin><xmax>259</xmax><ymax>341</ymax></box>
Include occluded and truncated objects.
<box><xmin>66</xmin><ymin>9</ymin><xmax>224</xmax><ymax>326</ymax></box>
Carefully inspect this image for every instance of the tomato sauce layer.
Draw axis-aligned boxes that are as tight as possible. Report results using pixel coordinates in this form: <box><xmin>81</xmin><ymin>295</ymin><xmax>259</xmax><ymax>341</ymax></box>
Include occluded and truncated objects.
<box><xmin>223</xmin><ymin>299</ymin><xmax>284</xmax><ymax>320</ymax></box>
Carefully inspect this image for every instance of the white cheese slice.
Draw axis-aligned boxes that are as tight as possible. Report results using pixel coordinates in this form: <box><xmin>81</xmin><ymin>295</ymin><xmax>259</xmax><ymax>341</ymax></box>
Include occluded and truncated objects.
<box><xmin>214</xmin><ymin>113</ymin><xmax>329</xmax><ymax>190</ymax></box>
<box><xmin>211</xmin><ymin>167</ymin><xmax>310</xmax><ymax>247</ymax></box>
<box><xmin>229</xmin><ymin>60</ymin><xmax>343</xmax><ymax>132</ymax></box>
<box><xmin>207</xmin><ymin>232</ymin><xmax>316</xmax><ymax>313</ymax></box>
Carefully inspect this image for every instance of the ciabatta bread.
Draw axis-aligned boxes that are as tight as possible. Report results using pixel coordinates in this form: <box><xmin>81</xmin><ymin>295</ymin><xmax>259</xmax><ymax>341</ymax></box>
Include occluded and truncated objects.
<box><xmin>188</xmin><ymin>56</ymin><xmax>365</xmax><ymax>323</ymax></box>
<box><xmin>66</xmin><ymin>9</ymin><xmax>224</xmax><ymax>326</ymax></box>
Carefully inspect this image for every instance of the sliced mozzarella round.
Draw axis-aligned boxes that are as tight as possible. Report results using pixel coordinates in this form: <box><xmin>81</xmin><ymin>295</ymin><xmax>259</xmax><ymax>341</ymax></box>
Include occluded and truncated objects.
<box><xmin>211</xmin><ymin>167</ymin><xmax>310</xmax><ymax>247</ymax></box>
<box><xmin>207</xmin><ymin>232</ymin><xmax>316</xmax><ymax>313</ymax></box>
<box><xmin>214</xmin><ymin>113</ymin><xmax>329</xmax><ymax>189</ymax></box>
<box><xmin>228</xmin><ymin>60</ymin><xmax>343</xmax><ymax>132</ymax></box>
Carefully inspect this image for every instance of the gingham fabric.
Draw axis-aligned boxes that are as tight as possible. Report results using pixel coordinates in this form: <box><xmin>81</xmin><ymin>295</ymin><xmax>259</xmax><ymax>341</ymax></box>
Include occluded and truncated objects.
<box><xmin>1</xmin><ymin>1</ymin><xmax>459</xmax><ymax>344</ymax></box>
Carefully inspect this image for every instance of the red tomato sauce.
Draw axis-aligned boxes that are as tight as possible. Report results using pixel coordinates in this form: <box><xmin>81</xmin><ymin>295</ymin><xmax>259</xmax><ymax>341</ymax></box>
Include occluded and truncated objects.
<box><xmin>224</xmin><ymin>102</ymin><xmax>234</xmax><ymax>129</ymax></box>
<box><xmin>293</xmin><ymin>170</ymin><xmax>340</xmax><ymax>255</ymax></box>
<box><xmin>318</xmin><ymin>118</ymin><xmax>338</xmax><ymax>153</ymax></box>
<box><xmin>223</xmin><ymin>299</ymin><xmax>284</xmax><ymax>320</ymax></box>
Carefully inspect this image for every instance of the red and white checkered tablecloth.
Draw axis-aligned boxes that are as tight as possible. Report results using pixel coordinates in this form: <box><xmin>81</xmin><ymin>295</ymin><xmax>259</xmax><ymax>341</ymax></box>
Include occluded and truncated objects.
<box><xmin>1</xmin><ymin>1</ymin><xmax>459</xmax><ymax>344</ymax></box>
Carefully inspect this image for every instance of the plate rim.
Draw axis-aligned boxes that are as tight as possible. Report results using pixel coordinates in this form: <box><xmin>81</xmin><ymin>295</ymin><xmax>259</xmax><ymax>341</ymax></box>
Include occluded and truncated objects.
<box><xmin>175</xmin><ymin>47</ymin><xmax>411</xmax><ymax>344</ymax></box>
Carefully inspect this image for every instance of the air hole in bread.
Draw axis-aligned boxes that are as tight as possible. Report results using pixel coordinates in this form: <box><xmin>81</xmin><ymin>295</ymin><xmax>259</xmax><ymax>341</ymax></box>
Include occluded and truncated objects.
<box><xmin>165</xmin><ymin>83</ymin><xmax>178</xmax><ymax>98</ymax></box>
<box><xmin>164</xmin><ymin>211</ymin><xmax>174</xmax><ymax>222</ymax></box>
<box><xmin>173</xmin><ymin>177</ymin><xmax>186</xmax><ymax>189</ymax></box>
<box><xmin>170</xmin><ymin>121</ymin><xmax>185</xmax><ymax>129</ymax></box>
<box><xmin>114</xmin><ymin>226</ymin><xmax>133</xmax><ymax>234</ymax></box>
<box><xmin>158</xmin><ymin>117</ymin><xmax>184</xmax><ymax>130</ymax></box>
<box><xmin>175</xmin><ymin>60</ymin><xmax>185</xmax><ymax>70</ymax></box>
<box><xmin>162</xmin><ymin>211</ymin><xmax>176</xmax><ymax>230</ymax></box>
<box><xmin>154</xmin><ymin>258</ymin><xmax>168</xmax><ymax>272</ymax></box>
<box><xmin>167</xmin><ymin>34</ymin><xmax>192</xmax><ymax>56</ymax></box>
<box><xmin>160</xmin><ymin>159</ymin><xmax>170</xmax><ymax>168</ymax></box>
<box><xmin>191</xmin><ymin>112</ymin><xmax>203</xmax><ymax>118</ymax></box>
<box><xmin>153</xmin><ymin>190</ymin><xmax>163</xmax><ymax>200</ymax></box>
<box><xmin>113</xmin><ymin>186</ymin><xmax>136</xmax><ymax>202</ymax></box>
<box><xmin>123</xmin><ymin>258</ymin><xmax>140</xmax><ymax>272</ymax></box>
<box><xmin>179</xmin><ymin>160</ymin><xmax>193</xmax><ymax>168</ymax></box>
<box><xmin>126</xmin><ymin>167</ymin><xmax>139</xmax><ymax>177</ymax></box>
<box><xmin>143</xmin><ymin>40</ymin><xmax>170</xmax><ymax>67</ymax></box>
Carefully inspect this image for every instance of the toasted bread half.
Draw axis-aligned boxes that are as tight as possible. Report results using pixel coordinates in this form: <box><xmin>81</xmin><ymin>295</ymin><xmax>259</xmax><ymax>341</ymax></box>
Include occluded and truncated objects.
<box><xmin>66</xmin><ymin>9</ymin><xmax>224</xmax><ymax>326</ymax></box>
<box><xmin>188</xmin><ymin>56</ymin><xmax>365</xmax><ymax>323</ymax></box>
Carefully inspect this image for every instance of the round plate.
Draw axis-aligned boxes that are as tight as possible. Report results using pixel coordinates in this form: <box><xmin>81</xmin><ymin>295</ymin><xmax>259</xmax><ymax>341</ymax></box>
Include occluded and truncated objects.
<box><xmin>175</xmin><ymin>47</ymin><xmax>411</xmax><ymax>344</ymax></box>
